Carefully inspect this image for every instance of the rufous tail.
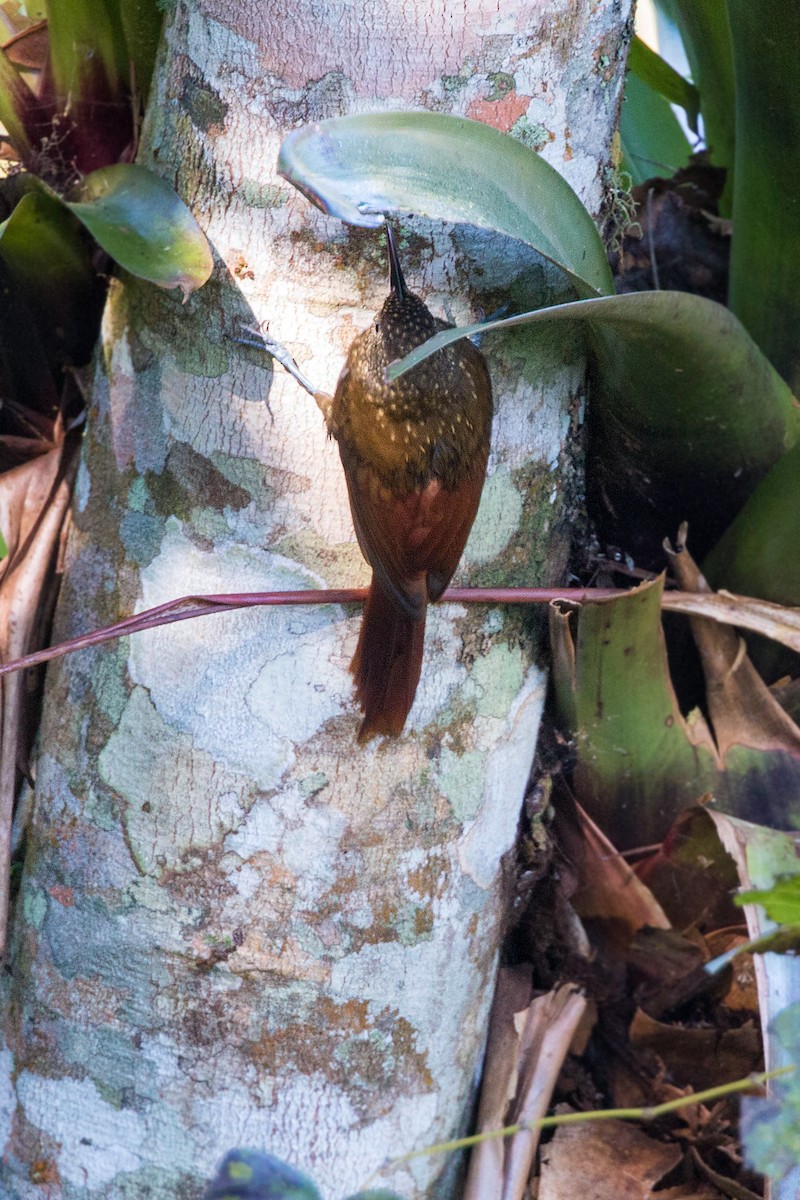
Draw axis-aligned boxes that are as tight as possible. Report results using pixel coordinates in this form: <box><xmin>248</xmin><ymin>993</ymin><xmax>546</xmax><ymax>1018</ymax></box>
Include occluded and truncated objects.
<box><xmin>350</xmin><ymin>578</ymin><xmax>426</xmax><ymax>742</ymax></box>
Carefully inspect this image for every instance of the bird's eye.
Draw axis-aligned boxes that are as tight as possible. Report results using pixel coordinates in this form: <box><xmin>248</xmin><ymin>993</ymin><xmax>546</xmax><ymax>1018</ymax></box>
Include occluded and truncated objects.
<box><xmin>375</xmin><ymin>322</ymin><xmax>380</xmax><ymax>332</ymax></box>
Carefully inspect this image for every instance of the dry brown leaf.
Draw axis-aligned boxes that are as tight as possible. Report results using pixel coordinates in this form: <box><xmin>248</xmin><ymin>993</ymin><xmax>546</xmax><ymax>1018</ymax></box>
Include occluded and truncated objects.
<box><xmin>538</xmin><ymin>1119</ymin><xmax>682</xmax><ymax>1200</ymax></box>
<box><xmin>559</xmin><ymin>801</ymin><xmax>671</xmax><ymax>938</ymax></box>
<box><xmin>629</xmin><ymin>1008</ymin><xmax>762</xmax><ymax>1091</ymax></box>
<box><xmin>661</xmin><ymin>589</ymin><xmax>800</xmax><ymax>658</ymax></box>
<box><xmin>464</xmin><ymin>980</ymin><xmax>589</xmax><ymax>1200</ymax></box>
<box><xmin>666</xmin><ymin>535</ymin><xmax>800</xmax><ymax>760</ymax></box>
<box><xmin>655</xmin><ymin>1187</ymin><xmax>723</xmax><ymax>1200</ymax></box>
<box><xmin>0</xmin><ymin>438</ymin><xmax>76</xmax><ymax>953</ymax></box>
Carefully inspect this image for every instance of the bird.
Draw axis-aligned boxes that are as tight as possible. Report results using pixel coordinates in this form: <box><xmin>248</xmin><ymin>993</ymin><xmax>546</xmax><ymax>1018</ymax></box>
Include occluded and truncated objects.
<box><xmin>240</xmin><ymin>225</ymin><xmax>493</xmax><ymax>740</ymax></box>
<box><xmin>327</xmin><ymin>226</ymin><xmax>493</xmax><ymax>740</ymax></box>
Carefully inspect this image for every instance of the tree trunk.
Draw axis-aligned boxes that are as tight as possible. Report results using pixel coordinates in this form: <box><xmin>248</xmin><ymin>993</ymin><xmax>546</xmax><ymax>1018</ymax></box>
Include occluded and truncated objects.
<box><xmin>0</xmin><ymin>2</ymin><xmax>631</xmax><ymax>1196</ymax></box>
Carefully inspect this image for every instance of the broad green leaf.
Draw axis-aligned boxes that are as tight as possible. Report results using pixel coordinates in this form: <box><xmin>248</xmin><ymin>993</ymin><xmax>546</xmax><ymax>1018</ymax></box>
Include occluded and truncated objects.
<box><xmin>727</xmin><ymin>0</ymin><xmax>800</xmax><ymax>394</ymax></box>
<box><xmin>657</xmin><ymin>0</ymin><xmax>735</xmax><ymax>211</ymax></box>
<box><xmin>627</xmin><ymin>35</ymin><xmax>699</xmax><ymax>133</ymax></box>
<box><xmin>742</xmin><ymin>1003</ymin><xmax>800</xmax><ymax>1182</ymax></box>
<box><xmin>278</xmin><ymin>111</ymin><xmax>613</xmax><ymax>298</ymax></box>
<box><xmin>551</xmin><ymin>576</ymin><xmax>718</xmax><ymax>848</ymax></box>
<box><xmin>204</xmin><ymin>1150</ymin><xmax>321</xmax><ymax>1200</ymax></box>
<box><xmin>0</xmin><ymin>185</ymin><xmax>103</xmax><ymax>367</ymax></box>
<box><xmin>550</xmin><ymin>578</ymin><xmax>800</xmax><ymax>850</ymax></box>
<box><xmin>737</xmin><ymin>876</ymin><xmax>800</xmax><ymax>926</ymax></box>
<box><xmin>44</xmin><ymin>0</ymin><xmax>128</xmax><ymax>98</ymax></box>
<box><xmin>68</xmin><ymin>164</ymin><xmax>213</xmax><ymax>298</ymax></box>
<box><xmin>0</xmin><ymin>45</ymin><xmax>33</xmax><ymax>158</ymax></box>
<box><xmin>388</xmin><ymin>289</ymin><xmax>799</xmax><ymax>556</ymax></box>
<box><xmin>619</xmin><ymin>72</ymin><xmax>691</xmax><ymax>186</ymax></box>
<box><xmin>704</xmin><ymin>443</ymin><xmax>800</xmax><ymax>607</ymax></box>
<box><xmin>118</xmin><ymin>0</ymin><xmax>162</xmax><ymax>100</ymax></box>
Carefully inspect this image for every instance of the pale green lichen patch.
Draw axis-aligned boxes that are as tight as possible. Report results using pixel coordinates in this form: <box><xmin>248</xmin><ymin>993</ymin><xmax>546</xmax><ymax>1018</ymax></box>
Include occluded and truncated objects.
<box><xmin>240</xmin><ymin>179</ymin><xmax>288</xmax><ymax>209</ymax></box>
<box><xmin>15</xmin><ymin>1071</ymin><xmax>196</xmax><ymax>1190</ymax></box>
<box><xmin>120</xmin><ymin>511</ymin><xmax>167</xmax><ymax>567</ymax></box>
<box><xmin>131</xmin><ymin>520</ymin><xmax>350</xmax><ymax>787</ymax></box>
<box><xmin>437</xmin><ymin>748</ymin><xmax>487</xmax><ymax>823</ymax></box>
<box><xmin>511</xmin><ymin>114</ymin><xmax>555</xmax><ymax>151</ymax></box>
<box><xmin>300</xmin><ymin>772</ymin><xmax>328</xmax><ymax>797</ymax></box>
<box><xmin>210</xmin><ymin>451</ymin><xmax>270</xmax><ymax>502</ymax></box>
<box><xmin>469</xmin><ymin>643</ymin><xmax>525</xmax><ymax>720</ymax></box>
<box><xmin>464</xmin><ymin>466</ymin><xmax>524</xmax><ymax>565</ymax></box>
<box><xmin>60</xmin><ymin>1023</ymin><xmax>157</xmax><ymax>1106</ymax></box>
<box><xmin>188</xmin><ymin>505</ymin><xmax>235</xmax><ymax>542</ymax></box>
<box><xmin>487</xmin><ymin>71</ymin><xmax>515</xmax><ymax>100</ymax></box>
<box><xmin>99</xmin><ymin>687</ymin><xmax>252</xmax><ymax>877</ymax></box>
<box><xmin>22</xmin><ymin>883</ymin><xmax>47</xmax><ymax>931</ymax></box>
<box><xmin>127</xmin><ymin>475</ymin><xmax>150</xmax><ymax>513</ymax></box>
<box><xmin>273</xmin><ymin>529</ymin><xmax>370</xmax><ymax>589</ymax></box>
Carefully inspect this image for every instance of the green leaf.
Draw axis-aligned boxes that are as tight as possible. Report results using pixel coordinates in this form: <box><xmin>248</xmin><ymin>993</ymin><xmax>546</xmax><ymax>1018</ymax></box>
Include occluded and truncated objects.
<box><xmin>67</xmin><ymin>164</ymin><xmax>213</xmax><ymax>298</ymax></box>
<box><xmin>742</xmin><ymin>1004</ymin><xmax>800</xmax><ymax>1182</ymax></box>
<box><xmin>704</xmin><ymin>442</ymin><xmax>800</xmax><ymax>607</ymax></box>
<box><xmin>278</xmin><ymin>111</ymin><xmax>614</xmax><ymax>298</ymax></box>
<box><xmin>0</xmin><ymin>529</ymin><xmax>8</xmax><ymax>560</ymax></box>
<box><xmin>550</xmin><ymin>576</ymin><xmax>800</xmax><ymax>849</ymax></box>
<box><xmin>726</xmin><ymin>0</ymin><xmax>800</xmax><ymax>394</ymax></box>
<box><xmin>657</xmin><ymin>0</ymin><xmax>735</xmax><ymax>210</ymax></box>
<box><xmin>737</xmin><ymin>876</ymin><xmax>800</xmax><ymax>926</ymax></box>
<box><xmin>118</xmin><ymin>0</ymin><xmax>163</xmax><ymax>100</ymax></box>
<box><xmin>0</xmin><ymin>45</ymin><xmax>34</xmax><ymax>158</ymax></box>
<box><xmin>627</xmin><ymin>35</ymin><xmax>700</xmax><ymax>133</ymax></box>
<box><xmin>204</xmin><ymin>1150</ymin><xmax>322</xmax><ymax>1200</ymax></box>
<box><xmin>551</xmin><ymin>576</ymin><xmax>718</xmax><ymax>848</ymax></box>
<box><xmin>0</xmin><ymin>184</ymin><xmax>103</xmax><ymax>367</ymax></box>
<box><xmin>618</xmin><ymin>71</ymin><xmax>691</xmax><ymax>186</ymax></box>
<box><xmin>388</xmin><ymin>289</ymin><xmax>799</xmax><ymax>556</ymax></box>
<box><xmin>44</xmin><ymin>0</ymin><xmax>128</xmax><ymax>98</ymax></box>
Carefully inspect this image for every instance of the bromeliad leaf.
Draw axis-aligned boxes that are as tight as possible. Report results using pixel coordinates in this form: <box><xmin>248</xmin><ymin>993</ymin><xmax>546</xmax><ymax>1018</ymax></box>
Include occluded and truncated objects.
<box><xmin>0</xmin><ymin>186</ymin><xmax>104</xmax><ymax>368</ymax></box>
<box><xmin>627</xmin><ymin>35</ymin><xmax>700</xmax><ymax>133</ymax></box>
<box><xmin>618</xmin><ymin>71</ymin><xmax>691</xmax><ymax>186</ymax></box>
<box><xmin>387</xmin><ymin>289</ymin><xmax>799</xmax><ymax>557</ymax></box>
<box><xmin>67</xmin><ymin>163</ymin><xmax>213</xmax><ymax>298</ymax></box>
<box><xmin>278</xmin><ymin>111</ymin><xmax>613</xmax><ymax>298</ymax></box>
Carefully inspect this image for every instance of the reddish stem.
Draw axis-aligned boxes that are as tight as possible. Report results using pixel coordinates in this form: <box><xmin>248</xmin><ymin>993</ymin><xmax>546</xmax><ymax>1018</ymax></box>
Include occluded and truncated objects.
<box><xmin>0</xmin><ymin>585</ymin><xmax>624</xmax><ymax>679</ymax></box>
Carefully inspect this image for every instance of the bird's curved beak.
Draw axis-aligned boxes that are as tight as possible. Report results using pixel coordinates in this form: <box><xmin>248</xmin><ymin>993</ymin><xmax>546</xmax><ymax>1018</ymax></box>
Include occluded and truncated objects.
<box><xmin>385</xmin><ymin>222</ymin><xmax>407</xmax><ymax>301</ymax></box>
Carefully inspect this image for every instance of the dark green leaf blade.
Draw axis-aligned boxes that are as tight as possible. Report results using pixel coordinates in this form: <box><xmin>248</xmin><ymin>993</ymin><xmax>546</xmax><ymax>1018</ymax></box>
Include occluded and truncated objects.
<box><xmin>704</xmin><ymin>443</ymin><xmax>800</xmax><ymax>607</ymax></box>
<box><xmin>0</xmin><ymin>184</ymin><xmax>104</xmax><ymax>367</ymax></box>
<box><xmin>118</xmin><ymin>0</ymin><xmax>163</xmax><ymax>100</ymax></box>
<box><xmin>627</xmin><ymin>35</ymin><xmax>700</xmax><ymax>132</ymax></box>
<box><xmin>619</xmin><ymin>72</ymin><xmax>691</xmax><ymax>186</ymax></box>
<box><xmin>204</xmin><ymin>1150</ymin><xmax>322</xmax><ymax>1200</ymax></box>
<box><xmin>44</xmin><ymin>0</ymin><xmax>128</xmax><ymax>98</ymax></box>
<box><xmin>387</xmin><ymin>289</ymin><xmax>798</xmax><ymax>554</ymax></box>
<box><xmin>726</xmin><ymin>0</ymin><xmax>800</xmax><ymax>393</ymax></box>
<box><xmin>0</xmin><ymin>45</ymin><xmax>34</xmax><ymax>158</ymax></box>
<box><xmin>68</xmin><ymin>163</ymin><xmax>213</xmax><ymax>297</ymax></box>
<box><xmin>657</xmin><ymin>0</ymin><xmax>735</xmax><ymax>210</ymax></box>
<box><xmin>278</xmin><ymin>111</ymin><xmax>613</xmax><ymax>298</ymax></box>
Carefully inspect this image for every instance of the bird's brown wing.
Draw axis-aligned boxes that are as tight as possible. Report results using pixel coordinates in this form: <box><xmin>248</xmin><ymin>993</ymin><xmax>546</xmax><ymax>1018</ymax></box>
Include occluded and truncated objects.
<box><xmin>339</xmin><ymin>443</ymin><xmax>489</xmax><ymax>619</ymax></box>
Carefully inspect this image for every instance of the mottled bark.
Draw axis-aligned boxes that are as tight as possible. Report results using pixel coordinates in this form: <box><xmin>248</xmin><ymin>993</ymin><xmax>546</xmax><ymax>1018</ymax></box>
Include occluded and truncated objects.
<box><xmin>0</xmin><ymin>2</ymin><xmax>632</xmax><ymax>1196</ymax></box>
